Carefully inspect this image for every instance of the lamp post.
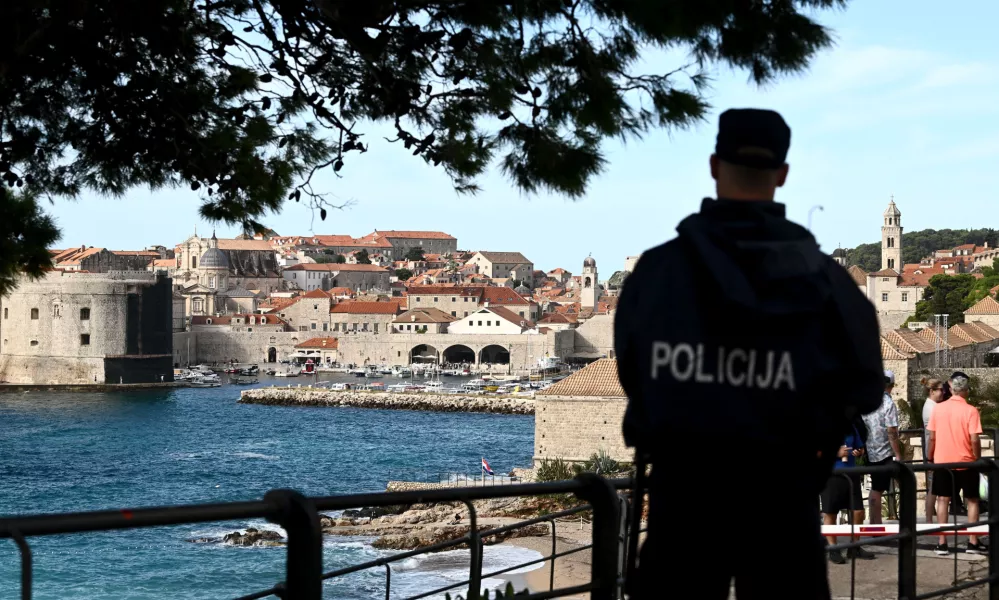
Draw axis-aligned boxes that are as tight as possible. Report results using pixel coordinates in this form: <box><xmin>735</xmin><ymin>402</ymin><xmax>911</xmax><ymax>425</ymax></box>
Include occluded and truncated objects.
<box><xmin>807</xmin><ymin>205</ymin><xmax>824</xmax><ymax>231</ymax></box>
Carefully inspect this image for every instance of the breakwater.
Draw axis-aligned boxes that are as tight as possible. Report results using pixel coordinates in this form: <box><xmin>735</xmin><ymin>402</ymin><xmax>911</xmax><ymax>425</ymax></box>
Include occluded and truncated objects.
<box><xmin>239</xmin><ymin>387</ymin><xmax>535</xmax><ymax>415</ymax></box>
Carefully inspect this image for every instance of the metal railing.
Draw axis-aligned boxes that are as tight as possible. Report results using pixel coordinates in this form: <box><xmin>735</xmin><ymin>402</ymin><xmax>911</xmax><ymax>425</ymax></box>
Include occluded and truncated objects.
<box><xmin>0</xmin><ymin>474</ymin><xmax>628</xmax><ymax>600</ymax></box>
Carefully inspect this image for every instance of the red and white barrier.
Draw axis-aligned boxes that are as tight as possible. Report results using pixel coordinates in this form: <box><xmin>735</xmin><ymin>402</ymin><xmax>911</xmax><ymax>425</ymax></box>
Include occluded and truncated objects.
<box><xmin>822</xmin><ymin>524</ymin><xmax>989</xmax><ymax>537</ymax></box>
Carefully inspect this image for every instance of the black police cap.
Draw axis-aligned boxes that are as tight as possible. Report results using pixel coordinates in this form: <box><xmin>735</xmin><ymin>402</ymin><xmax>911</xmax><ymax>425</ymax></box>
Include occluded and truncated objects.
<box><xmin>715</xmin><ymin>108</ymin><xmax>791</xmax><ymax>170</ymax></box>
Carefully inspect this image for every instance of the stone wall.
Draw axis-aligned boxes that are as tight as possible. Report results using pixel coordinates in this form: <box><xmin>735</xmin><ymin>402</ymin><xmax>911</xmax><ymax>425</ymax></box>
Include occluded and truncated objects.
<box><xmin>172</xmin><ymin>331</ymin><xmax>304</xmax><ymax>365</ymax></box>
<box><xmin>877</xmin><ymin>311</ymin><xmax>913</xmax><ymax>332</ymax></box>
<box><xmin>534</xmin><ymin>396</ymin><xmax>629</xmax><ymax>465</ymax></box>
<box><xmin>336</xmin><ymin>332</ymin><xmax>561</xmax><ymax>371</ymax></box>
<box><xmin>967</xmin><ymin>314</ymin><xmax>999</xmax><ymax>330</ymax></box>
<box><xmin>908</xmin><ymin>368</ymin><xmax>999</xmax><ymax>402</ymax></box>
<box><xmin>572</xmin><ymin>314</ymin><xmax>615</xmax><ymax>358</ymax></box>
<box><xmin>0</xmin><ymin>271</ymin><xmax>171</xmax><ymax>384</ymax></box>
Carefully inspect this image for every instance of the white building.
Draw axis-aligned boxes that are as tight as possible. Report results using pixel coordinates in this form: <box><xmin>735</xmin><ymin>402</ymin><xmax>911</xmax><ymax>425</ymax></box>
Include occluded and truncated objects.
<box><xmin>466</xmin><ymin>252</ymin><xmax>534</xmax><ymax>281</ymax></box>
<box><xmin>447</xmin><ymin>306</ymin><xmax>539</xmax><ymax>335</ymax></box>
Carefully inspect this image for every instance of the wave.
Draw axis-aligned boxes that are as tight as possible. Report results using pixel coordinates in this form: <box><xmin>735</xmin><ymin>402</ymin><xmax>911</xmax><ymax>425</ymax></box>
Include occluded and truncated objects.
<box><xmin>229</xmin><ymin>452</ymin><xmax>280</xmax><ymax>460</ymax></box>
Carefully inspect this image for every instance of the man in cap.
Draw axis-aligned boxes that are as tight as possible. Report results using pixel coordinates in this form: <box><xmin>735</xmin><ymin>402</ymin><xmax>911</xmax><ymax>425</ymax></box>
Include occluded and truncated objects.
<box><xmin>615</xmin><ymin>108</ymin><xmax>884</xmax><ymax>598</ymax></box>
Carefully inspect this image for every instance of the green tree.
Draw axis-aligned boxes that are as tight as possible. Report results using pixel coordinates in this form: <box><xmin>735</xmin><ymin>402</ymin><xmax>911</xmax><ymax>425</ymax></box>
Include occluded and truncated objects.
<box><xmin>355</xmin><ymin>249</ymin><xmax>371</xmax><ymax>265</ymax></box>
<box><xmin>405</xmin><ymin>247</ymin><xmax>426</xmax><ymax>262</ymax></box>
<box><xmin>333</xmin><ymin>253</ymin><xmax>347</xmax><ymax>264</ymax></box>
<box><xmin>911</xmin><ymin>274</ymin><xmax>978</xmax><ymax>324</ymax></box>
<box><xmin>0</xmin><ymin>0</ymin><xmax>847</xmax><ymax>295</ymax></box>
<box><xmin>0</xmin><ymin>190</ymin><xmax>61</xmax><ymax>294</ymax></box>
<box><xmin>395</xmin><ymin>268</ymin><xmax>413</xmax><ymax>281</ymax></box>
<box><xmin>845</xmin><ymin>229</ymin><xmax>999</xmax><ymax>272</ymax></box>
<box><xmin>312</xmin><ymin>255</ymin><xmax>334</xmax><ymax>264</ymax></box>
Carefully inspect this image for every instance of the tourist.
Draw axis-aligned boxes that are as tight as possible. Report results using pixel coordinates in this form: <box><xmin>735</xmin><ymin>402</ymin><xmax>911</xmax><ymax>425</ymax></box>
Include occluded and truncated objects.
<box><xmin>927</xmin><ymin>372</ymin><xmax>986</xmax><ymax>555</ymax></box>
<box><xmin>862</xmin><ymin>370</ymin><xmax>903</xmax><ymax>525</ymax></box>
<box><xmin>821</xmin><ymin>419</ymin><xmax>876</xmax><ymax>564</ymax></box>
<box><xmin>614</xmin><ymin>108</ymin><xmax>884</xmax><ymax>599</ymax></box>
<box><xmin>920</xmin><ymin>377</ymin><xmax>946</xmax><ymax>524</ymax></box>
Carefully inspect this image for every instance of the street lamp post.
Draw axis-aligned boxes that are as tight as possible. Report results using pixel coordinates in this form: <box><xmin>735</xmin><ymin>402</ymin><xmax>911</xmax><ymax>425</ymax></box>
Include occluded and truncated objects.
<box><xmin>807</xmin><ymin>205</ymin><xmax>824</xmax><ymax>231</ymax></box>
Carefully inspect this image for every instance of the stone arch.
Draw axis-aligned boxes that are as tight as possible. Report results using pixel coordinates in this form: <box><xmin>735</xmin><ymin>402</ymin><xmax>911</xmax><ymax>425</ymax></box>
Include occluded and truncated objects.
<box><xmin>410</xmin><ymin>344</ymin><xmax>440</xmax><ymax>365</ymax></box>
<box><xmin>584</xmin><ymin>276</ymin><xmax>592</xmax><ymax>288</ymax></box>
<box><xmin>479</xmin><ymin>344</ymin><xmax>510</xmax><ymax>365</ymax></box>
<box><xmin>442</xmin><ymin>344</ymin><xmax>475</xmax><ymax>365</ymax></box>
<box><xmin>267</xmin><ymin>347</ymin><xmax>277</xmax><ymax>363</ymax></box>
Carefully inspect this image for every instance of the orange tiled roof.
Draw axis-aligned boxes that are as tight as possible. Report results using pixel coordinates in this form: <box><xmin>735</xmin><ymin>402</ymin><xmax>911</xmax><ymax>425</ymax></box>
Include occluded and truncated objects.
<box><xmin>537</xmin><ymin>358</ymin><xmax>624</xmax><ymax>398</ymax></box>
<box><xmin>481</xmin><ymin>286</ymin><xmax>530</xmax><ymax>305</ymax></box>
<box><xmin>329</xmin><ymin>301</ymin><xmax>400</xmax><ymax>315</ymax></box>
<box><xmin>847</xmin><ymin>265</ymin><xmax>867</xmax><ymax>286</ymax></box>
<box><xmin>950</xmin><ymin>322</ymin><xmax>995</xmax><ymax>344</ymax></box>
<box><xmin>538</xmin><ymin>313</ymin><xmax>577</xmax><ymax>324</ymax></box>
<box><xmin>302</xmin><ymin>289</ymin><xmax>332</xmax><ymax>299</ymax></box>
<box><xmin>369</xmin><ymin>230</ymin><xmax>455</xmax><ymax>240</ymax></box>
<box><xmin>152</xmin><ymin>259</ymin><xmax>176</xmax><ymax>267</ymax></box>
<box><xmin>393</xmin><ymin>308</ymin><xmax>457</xmax><ymax>324</ymax></box>
<box><xmin>885</xmin><ymin>328</ymin><xmax>936</xmax><ymax>354</ymax></box>
<box><xmin>966</xmin><ymin>296</ymin><xmax>999</xmax><ymax>315</ymax></box>
<box><xmin>483</xmin><ymin>305</ymin><xmax>534</xmax><ymax>328</ymax></box>
<box><xmin>918</xmin><ymin>327</ymin><xmax>972</xmax><ymax>349</ymax></box>
<box><xmin>970</xmin><ymin>322</ymin><xmax>999</xmax><ymax>339</ymax></box>
<box><xmin>328</xmin><ymin>287</ymin><xmax>356</xmax><ymax>296</ymax></box>
<box><xmin>295</xmin><ymin>337</ymin><xmax>339</xmax><ymax>349</ymax></box>
<box><xmin>880</xmin><ymin>336</ymin><xmax>913</xmax><ymax>360</ymax></box>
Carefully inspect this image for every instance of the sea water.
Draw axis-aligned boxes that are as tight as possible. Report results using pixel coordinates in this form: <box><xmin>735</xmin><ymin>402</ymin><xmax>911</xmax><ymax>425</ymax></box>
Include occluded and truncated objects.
<box><xmin>0</xmin><ymin>382</ymin><xmax>538</xmax><ymax>598</ymax></box>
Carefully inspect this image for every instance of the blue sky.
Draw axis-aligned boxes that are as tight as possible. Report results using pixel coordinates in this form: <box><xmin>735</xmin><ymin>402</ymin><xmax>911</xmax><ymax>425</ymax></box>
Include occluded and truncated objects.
<box><xmin>50</xmin><ymin>1</ymin><xmax>999</xmax><ymax>273</ymax></box>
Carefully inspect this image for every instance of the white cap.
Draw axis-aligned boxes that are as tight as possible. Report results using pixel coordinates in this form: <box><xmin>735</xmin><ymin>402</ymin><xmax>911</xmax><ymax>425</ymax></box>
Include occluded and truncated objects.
<box><xmin>884</xmin><ymin>369</ymin><xmax>895</xmax><ymax>384</ymax></box>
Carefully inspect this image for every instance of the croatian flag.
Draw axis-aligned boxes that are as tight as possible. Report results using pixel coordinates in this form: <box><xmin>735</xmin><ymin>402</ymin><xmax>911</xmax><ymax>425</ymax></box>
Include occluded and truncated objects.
<box><xmin>481</xmin><ymin>458</ymin><xmax>494</xmax><ymax>476</ymax></box>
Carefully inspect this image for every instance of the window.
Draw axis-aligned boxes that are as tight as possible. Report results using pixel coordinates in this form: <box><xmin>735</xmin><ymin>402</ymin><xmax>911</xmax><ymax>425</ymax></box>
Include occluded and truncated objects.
<box><xmin>323</xmin><ymin>323</ymin><xmax>328</xmax><ymax>331</ymax></box>
<box><xmin>464</xmin><ymin>297</ymin><xmax>468</xmax><ymax>302</ymax></box>
<box><xmin>191</xmin><ymin>256</ymin><xmax>197</xmax><ymax>269</ymax></box>
<box><xmin>261</xmin><ymin>317</ymin><xmax>267</xmax><ymax>324</ymax></box>
<box><xmin>374</xmin><ymin>323</ymin><xmax>379</xmax><ymax>333</ymax></box>
<box><xmin>464</xmin><ymin>311</ymin><xmax>469</xmax><ymax>317</ymax></box>
<box><xmin>519</xmin><ymin>311</ymin><xmax>525</xmax><ymax>317</ymax></box>
<box><xmin>247</xmin><ymin>327</ymin><xmax>253</xmax><ymax>332</ymax></box>
<box><xmin>486</xmin><ymin>321</ymin><xmax>491</xmax><ymax>326</ymax></box>
<box><xmin>269</xmin><ymin>336</ymin><xmax>277</xmax><ymax>343</ymax></box>
<box><xmin>206</xmin><ymin>318</ymin><xmax>212</xmax><ymax>324</ymax></box>
<box><xmin>415</xmin><ymin>297</ymin><xmax>421</xmax><ymax>302</ymax></box>
<box><xmin>451</xmin><ymin>311</ymin><xmax>457</xmax><ymax>317</ymax></box>
<box><xmin>52</xmin><ymin>304</ymin><xmax>61</xmax><ymax>318</ymax></box>
<box><xmin>434</xmin><ymin>297</ymin><xmax>438</xmax><ymax>303</ymax></box>
<box><xmin>882</xmin><ymin>277</ymin><xmax>889</xmax><ymax>282</ymax></box>
<box><xmin>478</xmin><ymin>321</ymin><xmax>482</xmax><ymax>326</ymax></box>
<box><xmin>209</xmin><ymin>276</ymin><xmax>216</xmax><ymax>289</ymax></box>
<box><xmin>451</xmin><ymin>297</ymin><xmax>456</xmax><ymax>302</ymax></box>
<box><xmin>407</xmin><ymin>325</ymin><xmax>412</xmax><ymax>331</ymax></box>
<box><xmin>311</xmin><ymin>323</ymin><xmax>317</xmax><ymax>330</ymax></box>
<box><xmin>882</xmin><ymin>293</ymin><xmax>889</xmax><ymax>302</ymax></box>
<box><xmin>888</xmin><ymin>258</ymin><xmax>895</xmax><ymax>270</ymax></box>
<box><xmin>249</xmin><ymin>316</ymin><xmax>256</xmax><ymax>325</ymax></box>
<box><xmin>314</xmin><ymin>305</ymin><xmax>318</xmax><ymax>310</ymax></box>
<box><xmin>280</xmin><ymin>313</ymin><xmax>285</xmax><ymax>318</ymax></box>
<box><xmin>30</xmin><ymin>340</ymin><xmax>38</xmax><ymax>346</ymax></box>
<box><xmin>902</xmin><ymin>292</ymin><xmax>908</xmax><ymax>302</ymax></box>
<box><xmin>363</xmin><ymin>323</ymin><xmax>369</xmax><ymax>331</ymax></box>
<box><xmin>80</xmin><ymin>308</ymin><xmax>90</xmax><ymax>320</ymax></box>
<box><xmin>30</xmin><ymin>308</ymin><xmax>38</xmax><ymax>320</ymax></box>
<box><xmin>299</xmin><ymin>325</ymin><xmax>308</xmax><ymax>332</ymax></box>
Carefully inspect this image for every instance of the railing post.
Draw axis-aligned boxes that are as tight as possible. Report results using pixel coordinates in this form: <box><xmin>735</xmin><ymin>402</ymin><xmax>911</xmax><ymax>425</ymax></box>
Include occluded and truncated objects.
<box><xmin>463</xmin><ymin>500</ymin><xmax>482</xmax><ymax>600</ymax></box>
<box><xmin>625</xmin><ymin>452</ymin><xmax>648</xmax><ymax>598</ymax></box>
<box><xmin>986</xmin><ymin>459</ymin><xmax>999</xmax><ymax>600</ymax></box>
<box><xmin>265</xmin><ymin>489</ymin><xmax>322</xmax><ymax>600</ymax></box>
<box><xmin>896</xmin><ymin>460</ymin><xmax>917</xmax><ymax>600</ymax></box>
<box><xmin>574</xmin><ymin>473</ymin><xmax>621</xmax><ymax>600</ymax></box>
<box><xmin>11</xmin><ymin>529</ymin><xmax>31</xmax><ymax>600</ymax></box>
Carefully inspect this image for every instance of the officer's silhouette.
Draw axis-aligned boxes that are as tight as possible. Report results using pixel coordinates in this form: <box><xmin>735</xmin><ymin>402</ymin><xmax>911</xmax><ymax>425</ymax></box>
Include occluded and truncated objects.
<box><xmin>615</xmin><ymin>108</ymin><xmax>883</xmax><ymax>599</ymax></box>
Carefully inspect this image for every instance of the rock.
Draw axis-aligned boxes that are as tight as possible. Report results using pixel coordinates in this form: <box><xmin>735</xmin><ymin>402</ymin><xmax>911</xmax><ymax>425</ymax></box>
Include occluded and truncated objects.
<box><xmin>222</xmin><ymin>528</ymin><xmax>285</xmax><ymax>547</ymax></box>
<box><xmin>238</xmin><ymin>390</ymin><xmax>535</xmax><ymax>415</ymax></box>
<box><xmin>186</xmin><ymin>537</ymin><xmax>216</xmax><ymax>544</ymax></box>
<box><xmin>319</xmin><ymin>514</ymin><xmax>336</xmax><ymax>528</ymax></box>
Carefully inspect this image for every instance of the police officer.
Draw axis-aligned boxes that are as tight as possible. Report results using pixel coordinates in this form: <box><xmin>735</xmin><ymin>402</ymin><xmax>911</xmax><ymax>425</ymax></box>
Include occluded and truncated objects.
<box><xmin>615</xmin><ymin>108</ymin><xmax>884</xmax><ymax>598</ymax></box>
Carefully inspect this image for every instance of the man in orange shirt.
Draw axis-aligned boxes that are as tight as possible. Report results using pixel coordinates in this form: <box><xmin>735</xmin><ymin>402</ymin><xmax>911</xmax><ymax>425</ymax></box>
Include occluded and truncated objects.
<box><xmin>927</xmin><ymin>372</ymin><xmax>986</xmax><ymax>554</ymax></box>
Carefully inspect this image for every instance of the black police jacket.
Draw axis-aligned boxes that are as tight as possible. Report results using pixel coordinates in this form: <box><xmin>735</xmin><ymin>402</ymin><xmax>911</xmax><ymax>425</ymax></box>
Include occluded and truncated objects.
<box><xmin>615</xmin><ymin>198</ymin><xmax>884</xmax><ymax>485</ymax></box>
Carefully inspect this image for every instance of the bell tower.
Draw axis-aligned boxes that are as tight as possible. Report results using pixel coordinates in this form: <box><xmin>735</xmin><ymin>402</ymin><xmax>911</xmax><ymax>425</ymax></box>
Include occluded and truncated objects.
<box><xmin>882</xmin><ymin>197</ymin><xmax>902</xmax><ymax>272</ymax></box>
<box><xmin>581</xmin><ymin>255</ymin><xmax>598</xmax><ymax>310</ymax></box>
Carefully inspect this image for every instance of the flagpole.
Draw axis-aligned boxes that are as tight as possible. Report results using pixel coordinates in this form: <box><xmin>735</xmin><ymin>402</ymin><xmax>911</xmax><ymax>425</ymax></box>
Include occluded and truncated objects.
<box><xmin>480</xmin><ymin>458</ymin><xmax>484</xmax><ymax>486</ymax></box>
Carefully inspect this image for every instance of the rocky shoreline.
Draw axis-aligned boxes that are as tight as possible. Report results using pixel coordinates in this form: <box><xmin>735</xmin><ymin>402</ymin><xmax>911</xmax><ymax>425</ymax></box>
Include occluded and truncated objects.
<box><xmin>238</xmin><ymin>388</ymin><xmax>535</xmax><ymax>415</ymax></box>
<box><xmin>187</xmin><ymin>497</ymin><xmax>555</xmax><ymax>551</ymax></box>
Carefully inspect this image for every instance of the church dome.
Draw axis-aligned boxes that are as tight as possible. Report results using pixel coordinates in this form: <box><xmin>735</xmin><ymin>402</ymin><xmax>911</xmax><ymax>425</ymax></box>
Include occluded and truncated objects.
<box><xmin>514</xmin><ymin>284</ymin><xmax>531</xmax><ymax>295</ymax></box>
<box><xmin>583</xmin><ymin>256</ymin><xmax>596</xmax><ymax>268</ymax></box>
<box><xmin>199</xmin><ymin>247</ymin><xmax>229</xmax><ymax>269</ymax></box>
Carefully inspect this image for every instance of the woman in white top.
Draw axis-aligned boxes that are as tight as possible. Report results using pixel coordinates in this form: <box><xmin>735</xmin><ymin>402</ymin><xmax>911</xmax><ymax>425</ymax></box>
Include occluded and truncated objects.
<box><xmin>921</xmin><ymin>377</ymin><xmax>946</xmax><ymax>523</ymax></box>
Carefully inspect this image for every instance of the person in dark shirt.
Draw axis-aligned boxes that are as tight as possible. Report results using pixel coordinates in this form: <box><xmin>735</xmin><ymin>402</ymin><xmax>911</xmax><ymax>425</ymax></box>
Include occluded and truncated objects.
<box><xmin>821</xmin><ymin>419</ymin><xmax>876</xmax><ymax>564</ymax></box>
<box><xmin>615</xmin><ymin>108</ymin><xmax>884</xmax><ymax>599</ymax></box>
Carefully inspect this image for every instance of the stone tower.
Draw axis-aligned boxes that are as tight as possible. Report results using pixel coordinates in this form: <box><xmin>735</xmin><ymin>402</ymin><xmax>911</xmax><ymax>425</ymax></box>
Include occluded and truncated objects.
<box><xmin>581</xmin><ymin>255</ymin><xmax>598</xmax><ymax>310</ymax></box>
<box><xmin>882</xmin><ymin>198</ymin><xmax>902</xmax><ymax>272</ymax></box>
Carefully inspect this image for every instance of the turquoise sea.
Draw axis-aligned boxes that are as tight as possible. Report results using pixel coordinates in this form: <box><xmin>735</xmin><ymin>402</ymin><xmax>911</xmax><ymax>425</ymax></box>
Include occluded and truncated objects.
<box><xmin>0</xmin><ymin>380</ymin><xmax>537</xmax><ymax>598</ymax></box>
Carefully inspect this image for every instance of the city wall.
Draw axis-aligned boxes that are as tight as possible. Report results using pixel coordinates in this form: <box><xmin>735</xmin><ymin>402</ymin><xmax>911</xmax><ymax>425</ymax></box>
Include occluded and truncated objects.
<box><xmin>572</xmin><ymin>314</ymin><xmax>614</xmax><ymax>358</ymax></box>
<box><xmin>173</xmin><ymin>331</ymin><xmax>304</xmax><ymax>365</ymax></box>
<box><xmin>534</xmin><ymin>396</ymin><xmax>628</xmax><ymax>465</ymax></box>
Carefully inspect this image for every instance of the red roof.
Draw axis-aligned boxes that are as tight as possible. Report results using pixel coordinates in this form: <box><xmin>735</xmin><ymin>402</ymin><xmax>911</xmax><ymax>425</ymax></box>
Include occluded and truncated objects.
<box><xmin>368</xmin><ymin>230</ymin><xmax>456</xmax><ymax>240</ymax></box>
<box><xmin>481</xmin><ymin>286</ymin><xmax>530</xmax><ymax>305</ymax></box>
<box><xmin>329</xmin><ymin>302</ymin><xmax>401</xmax><ymax>315</ymax></box>
<box><xmin>302</xmin><ymin>289</ymin><xmax>332</xmax><ymax>299</ymax></box>
<box><xmin>312</xmin><ymin>235</ymin><xmax>356</xmax><ymax>246</ymax></box>
<box><xmin>295</xmin><ymin>337</ymin><xmax>339</xmax><ymax>349</ymax></box>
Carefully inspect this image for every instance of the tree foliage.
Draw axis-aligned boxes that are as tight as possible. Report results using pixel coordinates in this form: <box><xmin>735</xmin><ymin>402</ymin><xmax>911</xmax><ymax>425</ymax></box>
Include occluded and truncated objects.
<box><xmin>0</xmin><ymin>190</ymin><xmax>61</xmax><ymax>295</ymax></box>
<box><xmin>1</xmin><ymin>0</ymin><xmax>846</xmax><ymax>294</ymax></box>
<box><xmin>395</xmin><ymin>268</ymin><xmax>413</xmax><ymax>280</ymax></box>
<box><xmin>355</xmin><ymin>249</ymin><xmax>371</xmax><ymax>264</ymax></box>
<box><xmin>844</xmin><ymin>228</ymin><xmax>999</xmax><ymax>272</ymax></box>
<box><xmin>405</xmin><ymin>247</ymin><xmax>426</xmax><ymax>262</ymax></box>
<box><xmin>910</xmin><ymin>273</ymin><xmax>999</xmax><ymax>325</ymax></box>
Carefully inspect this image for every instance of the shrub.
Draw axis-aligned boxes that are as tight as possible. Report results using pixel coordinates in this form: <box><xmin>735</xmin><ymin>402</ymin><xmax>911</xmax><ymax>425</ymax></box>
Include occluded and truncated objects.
<box><xmin>572</xmin><ymin>450</ymin><xmax>622</xmax><ymax>477</ymax></box>
<box><xmin>535</xmin><ymin>458</ymin><xmax>573</xmax><ymax>482</ymax></box>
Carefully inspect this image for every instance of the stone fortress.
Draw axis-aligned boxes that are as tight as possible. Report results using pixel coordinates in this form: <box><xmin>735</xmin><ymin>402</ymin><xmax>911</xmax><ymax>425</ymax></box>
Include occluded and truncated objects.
<box><xmin>0</xmin><ymin>271</ymin><xmax>174</xmax><ymax>385</ymax></box>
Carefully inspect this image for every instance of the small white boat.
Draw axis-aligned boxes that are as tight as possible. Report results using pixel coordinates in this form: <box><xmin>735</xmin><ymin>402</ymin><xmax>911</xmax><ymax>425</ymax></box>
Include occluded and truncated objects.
<box><xmin>364</xmin><ymin>371</ymin><xmax>383</xmax><ymax>379</ymax></box>
<box><xmin>274</xmin><ymin>369</ymin><xmax>299</xmax><ymax>377</ymax></box>
<box><xmin>189</xmin><ymin>373</ymin><xmax>222</xmax><ymax>387</ymax></box>
<box><xmin>425</xmin><ymin>380</ymin><xmax>443</xmax><ymax>389</ymax></box>
<box><xmin>331</xmin><ymin>383</ymin><xmax>351</xmax><ymax>391</ymax></box>
<box><xmin>378</xmin><ymin>366</ymin><xmax>393</xmax><ymax>375</ymax></box>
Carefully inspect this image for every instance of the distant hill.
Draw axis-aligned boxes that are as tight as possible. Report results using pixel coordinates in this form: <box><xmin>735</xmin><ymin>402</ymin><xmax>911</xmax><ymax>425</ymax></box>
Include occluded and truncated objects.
<box><xmin>844</xmin><ymin>228</ymin><xmax>999</xmax><ymax>272</ymax></box>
